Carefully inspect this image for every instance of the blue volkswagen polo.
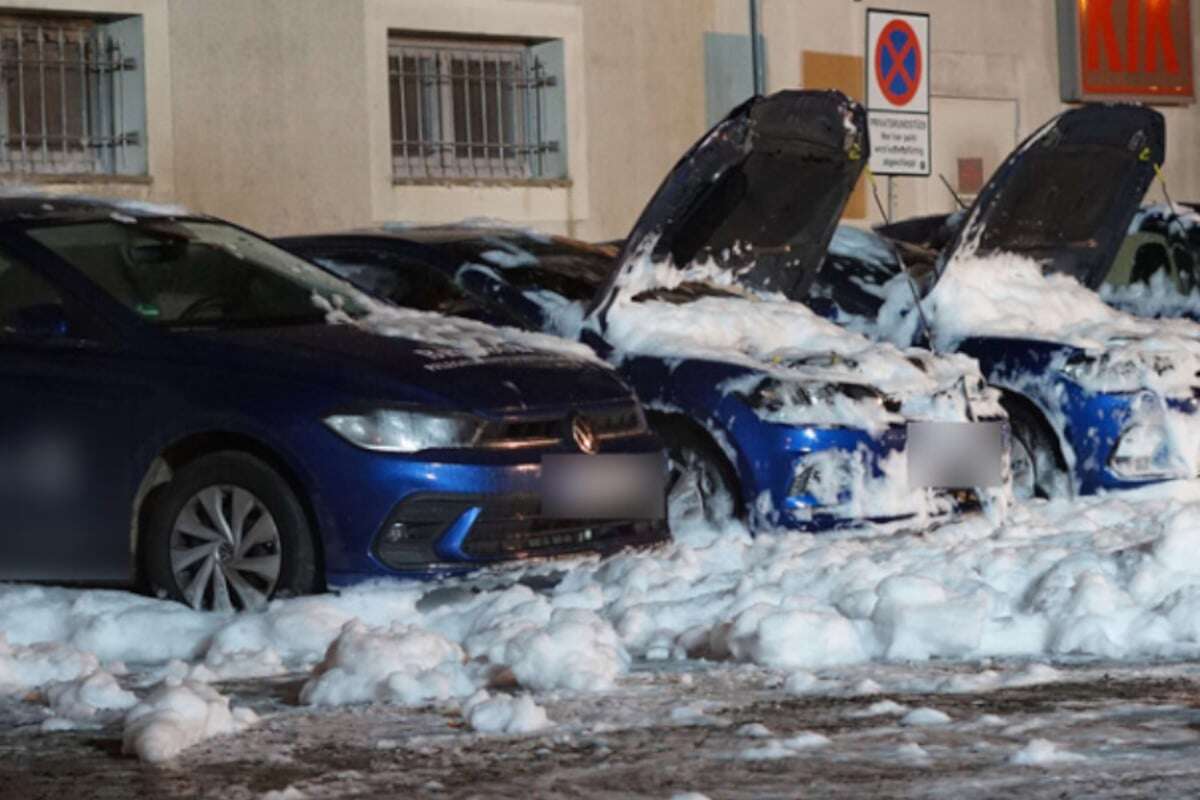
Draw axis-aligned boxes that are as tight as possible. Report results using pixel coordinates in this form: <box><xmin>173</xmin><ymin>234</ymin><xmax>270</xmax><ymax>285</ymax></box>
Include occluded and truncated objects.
<box><xmin>0</xmin><ymin>196</ymin><xmax>666</xmax><ymax>611</ymax></box>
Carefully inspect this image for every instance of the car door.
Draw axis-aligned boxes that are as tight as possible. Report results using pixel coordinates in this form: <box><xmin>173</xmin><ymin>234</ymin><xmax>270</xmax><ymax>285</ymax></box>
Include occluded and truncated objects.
<box><xmin>0</xmin><ymin>250</ymin><xmax>138</xmax><ymax>582</ymax></box>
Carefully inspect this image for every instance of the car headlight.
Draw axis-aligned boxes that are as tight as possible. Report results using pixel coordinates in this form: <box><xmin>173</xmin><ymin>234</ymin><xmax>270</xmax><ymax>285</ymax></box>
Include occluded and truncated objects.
<box><xmin>745</xmin><ymin>379</ymin><xmax>884</xmax><ymax>413</ymax></box>
<box><xmin>1107</xmin><ymin>390</ymin><xmax>1186</xmax><ymax>480</ymax></box>
<box><xmin>1109</xmin><ymin>422</ymin><xmax>1172</xmax><ymax>479</ymax></box>
<box><xmin>324</xmin><ymin>410</ymin><xmax>484</xmax><ymax>452</ymax></box>
<box><xmin>1060</xmin><ymin>352</ymin><xmax>1140</xmax><ymax>387</ymax></box>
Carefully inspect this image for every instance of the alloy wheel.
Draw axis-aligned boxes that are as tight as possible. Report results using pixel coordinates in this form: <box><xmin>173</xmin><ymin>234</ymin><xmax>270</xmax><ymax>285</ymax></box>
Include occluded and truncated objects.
<box><xmin>169</xmin><ymin>485</ymin><xmax>282</xmax><ymax>612</ymax></box>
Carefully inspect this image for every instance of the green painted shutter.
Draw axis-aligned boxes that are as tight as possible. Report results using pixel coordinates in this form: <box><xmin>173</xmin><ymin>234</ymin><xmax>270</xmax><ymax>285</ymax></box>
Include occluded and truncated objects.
<box><xmin>99</xmin><ymin>15</ymin><xmax>146</xmax><ymax>176</ymax></box>
<box><xmin>529</xmin><ymin>39</ymin><xmax>566</xmax><ymax>179</ymax></box>
<box><xmin>704</xmin><ymin>32</ymin><xmax>766</xmax><ymax>128</ymax></box>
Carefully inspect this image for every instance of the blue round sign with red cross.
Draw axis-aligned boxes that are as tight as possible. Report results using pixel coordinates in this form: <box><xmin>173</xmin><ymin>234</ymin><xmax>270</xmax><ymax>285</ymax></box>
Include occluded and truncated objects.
<box><xmin>874</xmin><ymin>18</ymin><xmax>922</xmax><ymax>107</ymax></box>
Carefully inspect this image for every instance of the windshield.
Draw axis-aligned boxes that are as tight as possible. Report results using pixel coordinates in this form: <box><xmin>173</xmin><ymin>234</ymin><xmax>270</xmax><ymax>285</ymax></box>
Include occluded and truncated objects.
<box><xmin>29</xmin><ymin>219</ymin><xmax>370</xmax><ymax>327</ymax></box>
<box><xmin>461</xmin><ymin>235</ymin><xmax>615</xmax><ymax>302</ymax></box>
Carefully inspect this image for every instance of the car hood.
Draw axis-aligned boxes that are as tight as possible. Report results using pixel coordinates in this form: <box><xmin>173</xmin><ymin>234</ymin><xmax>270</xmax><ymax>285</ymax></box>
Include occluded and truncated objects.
<box><xmin>598</xmin><ymin>291</ymin><xmax>1003</xmax><ymax>431</ymax></box>
<box><xmin>166</xmin><ymin>311</ymin><xmax>633</xmax><ymax>415</ymax></box>
<box><xmin>591</xmin><ymin>89</ymin><xmax>868</xmax><ymax>318</ymax></box>
<box><xmin>939</xmin><ymin>104</ymin><xmax>1164</xmax><ymax>291</ymax></box>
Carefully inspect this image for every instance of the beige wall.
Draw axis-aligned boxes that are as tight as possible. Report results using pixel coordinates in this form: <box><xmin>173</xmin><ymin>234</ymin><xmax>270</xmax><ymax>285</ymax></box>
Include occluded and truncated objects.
<box><xmin>362</xmin><ymin>0</ymin><xmax>591</xmax><ymax>237</ymax></box>
<box><xmin>166</xmin><ymin>0</ymin><xmax>372</xmax><ymax>235</ymax></box>
<box><xmin>574</xmin><ymin>0</ymin><xmax>708</xmax><ymax>241</ymax></box>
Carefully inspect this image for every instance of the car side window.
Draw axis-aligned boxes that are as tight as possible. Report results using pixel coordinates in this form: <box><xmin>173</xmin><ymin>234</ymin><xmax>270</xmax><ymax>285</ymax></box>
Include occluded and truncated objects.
<box><xmin>1130</xmin><ymin>240</ymin><xmax>1171</xmax><ymax>286</ymax></box>
<box><xmin>1107</xmin><ymin>233</ymin><xmax>1172</xmax><ymax>289</ymax></box>
<box><xmin>0</xmin><ymin>254</ymin><xmax>82</xmax><ymax>341</ymax></box>
<box><xmin>310</xmin><ymin>249</ymin><xmax>470</xmax><ymax>315</ymax></box>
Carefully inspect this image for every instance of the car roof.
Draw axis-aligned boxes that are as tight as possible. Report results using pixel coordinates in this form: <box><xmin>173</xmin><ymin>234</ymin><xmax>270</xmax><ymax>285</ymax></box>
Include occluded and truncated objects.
<box><xmin>287</xmin><ymin>225</ymin><xmax>543</xmax><ymax>245</ymax></box>
<box><xmin>0</xmin><ymin>193</ymin><xmax>198</xmax><ymax>225</ymax></box>
<box><xmin>283</xmin><ymin>226</ymin><xmax>618</xmax><ymax>258</ymax></box>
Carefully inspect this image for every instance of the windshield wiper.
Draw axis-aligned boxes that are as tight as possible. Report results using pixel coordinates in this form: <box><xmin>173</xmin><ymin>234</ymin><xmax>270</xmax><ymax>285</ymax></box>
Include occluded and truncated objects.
<box><xmin>632</xmin><ymin>282</ymin><xmax>742</xmax><ymax>304</ymax></box>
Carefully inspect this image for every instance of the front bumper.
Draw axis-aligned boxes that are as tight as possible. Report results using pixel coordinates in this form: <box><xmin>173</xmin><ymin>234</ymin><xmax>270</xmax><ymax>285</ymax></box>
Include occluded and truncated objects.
<box><xmin>303</xmin><ymin>428</ymin><xmax>668</xmax><ymax>583</ymax></box>
<box><xmin>1060</xmin><ymin>382</ymin><xmax>1200</xmax><ymax>494</ymax></box>
<box><xmin>735</xmin><ymin>417</ymin><xmax>1005</xmax><ymax>531</ymax></box>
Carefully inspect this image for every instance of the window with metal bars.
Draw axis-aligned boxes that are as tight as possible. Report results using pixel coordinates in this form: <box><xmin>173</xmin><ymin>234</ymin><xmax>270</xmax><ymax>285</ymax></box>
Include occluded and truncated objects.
<box><xmin>388</xmin><ymin>37</ymin><xmax>564</xmax><ymax>181</ymax></box>
<box><xmin>0</xmin><ymin>16</ymin><xmax>143</xmax><ymax>176</ymax></box>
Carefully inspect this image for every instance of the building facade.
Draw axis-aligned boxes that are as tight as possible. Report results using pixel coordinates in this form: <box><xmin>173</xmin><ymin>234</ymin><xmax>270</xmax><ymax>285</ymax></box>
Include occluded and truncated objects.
<box><xmin>0</xmin><ymin>0</ymin><xmax>1195</xmax><ymax>240</ymax></box>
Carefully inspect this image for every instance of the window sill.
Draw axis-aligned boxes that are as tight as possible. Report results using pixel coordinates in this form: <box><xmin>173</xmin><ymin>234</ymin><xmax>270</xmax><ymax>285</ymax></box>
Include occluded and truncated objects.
<box><xmin>392</xmin><ymin>176</ymin><xmax>572</xmax><ymax>189</ymax></box>
<box><xmin>0</xmin><ymin>173</ymin><xmax>152</xmax><ymax>186</ymax></box>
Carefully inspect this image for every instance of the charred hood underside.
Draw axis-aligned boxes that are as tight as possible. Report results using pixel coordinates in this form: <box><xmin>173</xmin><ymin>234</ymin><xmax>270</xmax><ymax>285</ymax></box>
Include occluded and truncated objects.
<box><xmin>593</xmin><ymin>90</ymin><xmax>869</xmax><ymax>319</ymax></box>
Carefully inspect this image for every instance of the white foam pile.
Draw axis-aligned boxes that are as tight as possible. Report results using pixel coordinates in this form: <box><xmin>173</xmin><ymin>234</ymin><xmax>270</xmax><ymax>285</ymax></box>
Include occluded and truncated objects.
<box><xmin>9</xmin><ymin>482</ymin><xmax>1200</xmax><ymax>759</ymax></box>
<box><xmin>592</xmin><ymin>242</ymin><xmax>1002</xmax><ymax>432</ymax></box>
<box><xmin>1101</xmin><ymin>269</ymin><xmax>1200</xmax><ymax>321</ymax></box>
<box><xmin>865</xmin><ymin>241</ymin><xmax>1200</xmax><ymax>401</ymax></box>
<box><xmin>461</xmin><ymin>690</ymin><xmax>552</xmax><ymax>734</ymax></box>
<box><xmin>122</xmin><ymin>679</ymin><xmax>258</xmax><ymax>763</ymax></box>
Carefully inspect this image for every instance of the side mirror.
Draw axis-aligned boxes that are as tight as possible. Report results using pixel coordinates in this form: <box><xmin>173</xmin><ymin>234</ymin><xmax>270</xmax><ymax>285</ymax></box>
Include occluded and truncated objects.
<box><xmin>3</xmin><ymin>303</ymin><xmax>69</xmax><ymax>339</ymax></box>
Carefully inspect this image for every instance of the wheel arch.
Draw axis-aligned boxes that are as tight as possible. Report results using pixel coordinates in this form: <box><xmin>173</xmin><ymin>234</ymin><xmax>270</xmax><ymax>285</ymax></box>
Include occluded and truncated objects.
<box><xmin>996</xmin><ymin>388</ymin><xmax>1071</xmax><ymax>475</ymax></box>
<box><xmin>130</xmin><ymin>430</ymin><xmax>326</xmax><ymax>588</ymax></box>
<box><xmin>644</xmin><ymin>409</ymin><xmax>747</xmax><ymax>517</ymax></box>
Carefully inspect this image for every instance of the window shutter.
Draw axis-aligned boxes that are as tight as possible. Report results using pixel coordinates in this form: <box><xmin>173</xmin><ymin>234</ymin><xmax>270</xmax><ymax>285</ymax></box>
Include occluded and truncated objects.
<box><xmin>704</xmin><ymin>32</ymin><xmax>766</xmax><ymax>128</ymax></box>
<box><xmin>99</xmin><ymin>15</ymin><xmax>145</xmax><ymax>175</ymax></box>
<box><xmin>528</xmin><ymin>39</ymin><xmax>566</xmax><ymax>180</ymax></box>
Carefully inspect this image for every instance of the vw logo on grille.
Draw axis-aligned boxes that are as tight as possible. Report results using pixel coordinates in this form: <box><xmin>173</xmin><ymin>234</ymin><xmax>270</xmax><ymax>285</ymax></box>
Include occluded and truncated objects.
<box><xmin>571</xmin><ymin>414</ymin><xmax>599</xmax><ymax>454</ymax></box>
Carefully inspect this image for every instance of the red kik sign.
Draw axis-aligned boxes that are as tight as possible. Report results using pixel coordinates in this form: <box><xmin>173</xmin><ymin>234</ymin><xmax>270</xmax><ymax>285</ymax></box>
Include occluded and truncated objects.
<box><xmin>1069</xmin><ymin>0</ymin><xmax>1194</xmax><ymax>101</ymax></box>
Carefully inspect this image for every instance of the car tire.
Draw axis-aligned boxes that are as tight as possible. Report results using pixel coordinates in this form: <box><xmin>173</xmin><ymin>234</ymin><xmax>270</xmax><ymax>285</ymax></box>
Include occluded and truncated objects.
<box><xmin>649</xmin><ymin>414</ymin><xmax>742</xmax><ymax>530</ymax></box>
<box><xmin>1002</xmin><ymin>399</ymin><xmax>1069</xmax><ymax>500</ymax></box>
<box><xmin>143</xmin><ymin>451</ymin><xmax>320</xmax><ymax>612</ymax></box>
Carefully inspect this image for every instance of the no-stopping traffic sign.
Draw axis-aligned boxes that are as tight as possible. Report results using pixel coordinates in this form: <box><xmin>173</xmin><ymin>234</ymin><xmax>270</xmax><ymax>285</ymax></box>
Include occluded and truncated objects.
<box><xmin>866</xmin><ymin>9</ymin><xmax>931</xmax><ymax>176</ymax></box>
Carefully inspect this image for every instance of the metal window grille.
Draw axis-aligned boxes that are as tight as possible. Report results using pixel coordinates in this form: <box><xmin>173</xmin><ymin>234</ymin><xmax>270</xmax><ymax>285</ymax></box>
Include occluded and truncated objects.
<box><xmin>0</xmin><ymin>19</ymin><xmax>137</xmax><ymax>175</ymax></box>
<box><xmin>388</xmin><ymin>38</ymin><xmax>559</xmax><ymax>180</ymax></box>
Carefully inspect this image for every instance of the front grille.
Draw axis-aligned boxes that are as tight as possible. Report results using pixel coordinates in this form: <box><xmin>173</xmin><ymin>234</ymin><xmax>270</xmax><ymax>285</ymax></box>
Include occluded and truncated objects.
<box><xmin>373</xmin><ymin>492</ymin><xmax>664</xmax><ymax>569</ymax></box>
<box><xmin>477</xmin><ymin>403</ymin><xmax>647</xmax><ymax>450</ymax></box>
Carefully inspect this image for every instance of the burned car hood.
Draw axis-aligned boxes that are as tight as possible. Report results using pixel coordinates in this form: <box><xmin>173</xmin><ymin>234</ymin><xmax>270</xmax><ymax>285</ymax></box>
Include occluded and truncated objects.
<box><xmin>939</xmin><ymin>104</ymin><xmax>1164</xmax><ymax>290</ymax></box>
<box><xmin>591</xmin><ymin>89</ymin><xmax>868</xmax><ymax>319</ymax></box>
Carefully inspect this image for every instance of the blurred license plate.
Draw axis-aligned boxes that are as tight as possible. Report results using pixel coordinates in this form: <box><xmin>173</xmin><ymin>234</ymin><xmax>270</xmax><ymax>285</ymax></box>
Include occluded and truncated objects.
<box><xmin>541</xmin><ymin>454</ymin><xmax>666</xmax><ymax>520</ymax></box>
<box><xmin>907</xmin><ymin>421</ymin><xmax>1005</xmax><ymax>489</ymax></box>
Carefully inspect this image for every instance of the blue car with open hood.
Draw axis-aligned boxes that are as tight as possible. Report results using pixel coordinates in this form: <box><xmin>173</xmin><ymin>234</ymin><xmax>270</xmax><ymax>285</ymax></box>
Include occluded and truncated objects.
<box><xmin>0</xmin><ymin>196</ymin><xmax>666</xmax><ymax>611</ymax></box>
<box><xmin>801</xmin><ymin>104</ymin><xmax>1200</xmax><ymax>499</ymax></box>
<box><xmin>282</xmin><ymin>90</ymin><xmax>1010</xmax><ymax>533</ymax></box>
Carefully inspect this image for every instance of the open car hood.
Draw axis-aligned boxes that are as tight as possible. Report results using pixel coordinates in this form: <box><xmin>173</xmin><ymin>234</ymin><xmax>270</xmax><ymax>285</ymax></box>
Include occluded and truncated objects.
<box><xmin>591</xmin><ymin>90</ymin><xmax>868</xmax><ymax>322</ymax></box>
<box><xmin>940</xmin><ymin>104</ymin><xmax>1164</xmax><ymax>290</ymax></box>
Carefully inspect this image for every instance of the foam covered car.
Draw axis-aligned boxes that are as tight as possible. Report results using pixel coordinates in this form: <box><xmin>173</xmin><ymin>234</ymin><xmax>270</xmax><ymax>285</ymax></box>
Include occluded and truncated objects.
<box><xmin>805</xmin><ymin>104</ymin><xmax>1200</xmax><ymax>498</ymax></box>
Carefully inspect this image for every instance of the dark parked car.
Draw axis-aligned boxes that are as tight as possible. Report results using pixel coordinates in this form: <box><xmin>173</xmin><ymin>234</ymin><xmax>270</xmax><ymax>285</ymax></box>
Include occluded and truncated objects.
<box><xmin>283</xmin><ymin>90</ymin><xmax>1010</xmax><ymax>533</ymax></box>
<box><xmin>0</xmin><ymin>196</ymin><xmax>666</xmax><ymax>611</ymax></box>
